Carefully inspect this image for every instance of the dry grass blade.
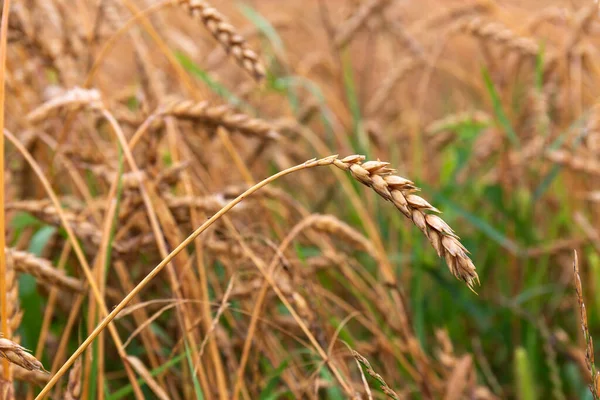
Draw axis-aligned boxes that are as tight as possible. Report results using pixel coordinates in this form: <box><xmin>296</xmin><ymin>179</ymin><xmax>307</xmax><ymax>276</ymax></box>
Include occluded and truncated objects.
<box><xmin>177</xmin><ymin>0</ymin><xmax>266</xmax><ymax>80</ymax></box>
<box><xmin>573</xmin><ymin>250</ymin><xmax>600</xmax><ymax>400</ymax></box>
<box><xmin>333</xmin><ymin>155</ymin><xmax>479</xmax><ymax>290</ymax></box>
<box><xmin>0</xmin><ymin>338</ymin><xmax>46</xmax><ymax>374</ymax></box>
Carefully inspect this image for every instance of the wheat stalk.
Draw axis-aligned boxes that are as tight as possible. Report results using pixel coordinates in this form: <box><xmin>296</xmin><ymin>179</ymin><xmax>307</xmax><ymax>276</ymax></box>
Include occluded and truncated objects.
<box><xmin>177</xmin><ymin>0</ymin><xmax>265</xmax><ymax>80</ymax></box>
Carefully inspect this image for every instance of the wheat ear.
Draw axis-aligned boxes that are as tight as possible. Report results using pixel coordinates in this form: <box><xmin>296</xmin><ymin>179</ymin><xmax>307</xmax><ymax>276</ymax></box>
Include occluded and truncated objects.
<box><xmin>573</xmin><ymin>251</ymin><xmax>600</xmax><ymax>399</ymax></box>
<box><xmin>451</xmin><ymin>17</ymin><xmax>540</xmax><ymax>57</ymax></box>
<box><xmin>332</xmin><ymin>155</ymin><xmax>479</xmax><ymax>290</ymax></box>
<box><xmin>159</xmin><ymin>98</ymin><xmax>279</xmax><ymax>140</ymax></box>
<box><xmin>7</xmin><ymin>248</ymin><xmax>85</xmax><ymax>293</ymax></box>
<box><xmin>0</xmin><ymin>338</ymin><xmax>46</xmax><ymax>373</ymax></box>
<box><xmin>177</xmin><ymin>0</ymin><xmax>265</xmax><ymax>80</ymax></box>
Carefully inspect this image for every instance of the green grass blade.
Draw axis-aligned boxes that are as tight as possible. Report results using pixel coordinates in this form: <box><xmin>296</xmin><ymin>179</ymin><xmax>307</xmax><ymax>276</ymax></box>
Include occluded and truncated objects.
<box><xmin>482</xmin><ymin>68</ymin><xmax>520</xmax><ymax>147</ymax></box>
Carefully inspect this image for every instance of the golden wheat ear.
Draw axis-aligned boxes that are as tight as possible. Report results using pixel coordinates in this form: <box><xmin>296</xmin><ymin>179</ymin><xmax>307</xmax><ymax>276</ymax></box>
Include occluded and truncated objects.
<box><xmin>332</xmin><ymin>155</ymin><xmax>480</xmax><ymax>290</ymax></box>
<box><xmin>177</xmin><ymin>0</ymin><xmax>266</xmax><ymax>80</ymax></box>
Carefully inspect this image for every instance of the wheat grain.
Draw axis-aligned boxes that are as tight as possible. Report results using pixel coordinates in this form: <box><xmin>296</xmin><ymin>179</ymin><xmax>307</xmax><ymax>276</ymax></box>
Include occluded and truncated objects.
<box><xmin>177</xmin><ymin>0</ymin><xmax>265</xmax><ymax>80</ymax></box>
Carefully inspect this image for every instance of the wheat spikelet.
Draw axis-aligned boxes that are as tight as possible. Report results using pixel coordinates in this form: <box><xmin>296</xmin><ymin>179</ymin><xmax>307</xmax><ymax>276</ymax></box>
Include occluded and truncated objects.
<box><xmin>333</xmin><ymin>0</ymin><xmax>391</xmax><ymax>48</ymax></box>
<box><xmin>64</xmin><ymin>359</ymin><xmax>81</xmax><ymax>400</ymax></box>
<box><xmin>333</xmin><ymin>155</ymin><xmax>479</xmax><ymax>289</ymax></box>
<box><xmin>7</xmin><ymin>248</ymin><xmax>85</xmax><ymax>293</ymax></box>
<box><xmin>159</xmin><ymin>98</ymin><xmax>279</xmax><ymax>140</ymax></box>
<box><xmin>177</xmin><ymin>0</ymin><xmax>265</xmax><ymax>80</ymax></box>
<box><xmin>451</xmin><ymin>17</ymin><xmax>540</xmax><ymax>57</ymax></box>
<box><xmin>0</xmin><ymin>338</ymin><xmax>46</xmax><ymax>373</ymax></box>
<box><xmin>26</xmin><ymin>86</ymin><xmax>102</xmax><ymax>124</ymax></box>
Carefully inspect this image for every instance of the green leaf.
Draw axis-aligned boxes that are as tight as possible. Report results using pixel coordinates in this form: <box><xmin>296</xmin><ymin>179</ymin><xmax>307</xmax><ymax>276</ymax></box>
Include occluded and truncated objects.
<box><xmin>175</xmin><ymin>51</ymin><xmax>250</xmax><ymax>111</ymax></box>
<box><xmin>259</xmin><ymin>359</ymin><xmax>290</xmax><ymax>400</ymax></box>
<box><xmin>514</xmin><ymin>347</ymin><xmax>537</xmax><ymax>400</ymax></box>
<box><xmin>482</xmin><ymin>68</ymin><xmax>520</xmax><ymax>146</ymax></box>
<box><xmin>185</xmin><ymin>342</ymin><xmax>205</xmax><ymax>400</ymax></box>
<box><xmin>28</xmin><ymin>225</ymin><xmax>56</xmax><ymax>256</ymax></box>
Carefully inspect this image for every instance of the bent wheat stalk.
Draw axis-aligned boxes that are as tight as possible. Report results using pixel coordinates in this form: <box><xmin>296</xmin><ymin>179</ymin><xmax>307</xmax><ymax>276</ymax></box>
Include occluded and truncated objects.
<box><xmin>36</xmin><ymin>154</ymin><xmax>478</xmax><ymax>398</ymax></box>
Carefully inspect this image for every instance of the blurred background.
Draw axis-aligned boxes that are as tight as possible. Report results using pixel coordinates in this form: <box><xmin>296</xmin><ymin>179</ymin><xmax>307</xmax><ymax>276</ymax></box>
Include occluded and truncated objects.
<box><xmin>3</xmin><ymin>0</ymin><xmax>600</xmax><ymax>398</ymax></box>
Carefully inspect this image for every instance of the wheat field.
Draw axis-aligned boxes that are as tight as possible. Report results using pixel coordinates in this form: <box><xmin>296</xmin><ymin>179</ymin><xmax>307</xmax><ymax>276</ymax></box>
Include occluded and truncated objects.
<box><xmin>0</xmin><ymin>0</ymin><xmax>599</xmax><ymax>398</ymax></box>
